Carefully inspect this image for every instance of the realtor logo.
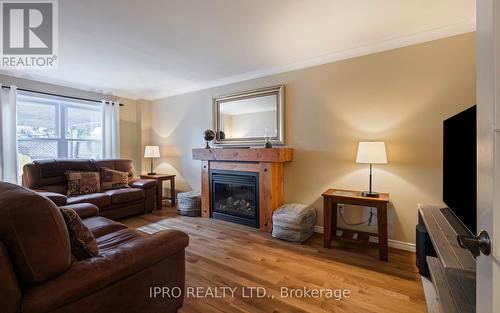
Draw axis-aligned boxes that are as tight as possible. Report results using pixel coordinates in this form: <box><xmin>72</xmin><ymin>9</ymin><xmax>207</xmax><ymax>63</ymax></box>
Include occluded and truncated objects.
<box><xmin>1</xmin><ymin>0</ymin><xmax>58</xmax><ymax>68</ymax></box>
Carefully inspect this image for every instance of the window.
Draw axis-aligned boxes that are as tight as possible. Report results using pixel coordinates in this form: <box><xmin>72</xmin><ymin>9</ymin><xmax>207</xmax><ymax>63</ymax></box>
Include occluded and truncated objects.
<box><xmin>17</xmin><ymin>94</ymin><xmax>102</xmax><ymax>172</ymax></box>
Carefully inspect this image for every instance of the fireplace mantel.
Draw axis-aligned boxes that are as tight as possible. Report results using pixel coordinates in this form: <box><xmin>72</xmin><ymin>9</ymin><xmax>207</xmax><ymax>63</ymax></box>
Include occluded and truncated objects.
<box><xmin>192</xmin><ymin>147</ymin><xmax>293</xmax><ymax>162</ymax></box>
<box><xmin>192</xmin><ymin>148</ymin><xmax>293</xmax><ymax>232</ymax></box>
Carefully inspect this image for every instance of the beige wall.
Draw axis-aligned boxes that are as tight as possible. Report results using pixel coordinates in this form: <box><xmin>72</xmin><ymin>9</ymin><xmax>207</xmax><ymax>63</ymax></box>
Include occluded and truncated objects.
<box><xmin>0</xmin><ymin>74</ymin><xmax>146</xmax><ymax>175</ymax></box>
<box><xmin>223</xmin><ymin>110</ymin><xmax>276</xmax><ymax>138</ymax></box>
<box><xmin>150</xmin><ymin>33</ymin><xmax>476</xmax><ymax>244</ymax></box>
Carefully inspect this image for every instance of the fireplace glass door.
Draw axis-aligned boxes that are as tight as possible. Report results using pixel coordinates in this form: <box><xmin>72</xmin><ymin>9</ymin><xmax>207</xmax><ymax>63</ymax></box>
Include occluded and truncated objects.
<box><xmin>210</xmin><ymin>170</ymin><xmax>259</xmax><ymax>228</ymax></box>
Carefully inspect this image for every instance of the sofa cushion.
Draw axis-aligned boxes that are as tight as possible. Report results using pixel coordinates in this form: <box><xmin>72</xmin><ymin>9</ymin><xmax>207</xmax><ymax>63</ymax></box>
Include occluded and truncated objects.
<box><xmin>60</xmin><ymin>208</ymin><xmax>98</xmax><ymax>260</ymax></box>
<box><xmin>104</xmin><ymin>188</ymin><xmax>145</xmax><ymax>204</ymax></box>
<box><xmin>82</xmin><ymin>216</ymin><xmax>128</xmax><ymax>238</ymax></box>
<box><xmin>66</xmin><ymin>171</ymin><xmax>101</xmax><ymax>196</ymax></box>
<box><xmin>97</xmin><ymin>229</ymin><xmax>148</xmax><ymax>254</ymax></box>
<box><xmin>0</xmin><ymin>182</ymin><xmax>71</xmax><ymax>284</ymax></box>
<box><xmin>67</xmin><ymin>193</ymin><xmax>111</xmax><ymax>207</ymax></box>
<box><xmin>101</xmin><ymin>167</ymin><xmax>129</xmax><ymax>190</ymax></box>
<box><xmin>95</xmin><ymin>159</ymin><xmax>135</xmax><ymax>178</ymax></box>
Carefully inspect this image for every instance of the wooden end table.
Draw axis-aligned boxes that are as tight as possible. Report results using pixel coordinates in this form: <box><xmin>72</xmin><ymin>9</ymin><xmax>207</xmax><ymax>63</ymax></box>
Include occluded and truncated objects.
<box><xmin>140</xmin><ymin>174</ymin><xmax>176</xmax><ymax>210</ymax></box>
<box><xmin>322</xmin><ymin>188</ymin><xmax>390</xmax><ymax>261</ymax></box>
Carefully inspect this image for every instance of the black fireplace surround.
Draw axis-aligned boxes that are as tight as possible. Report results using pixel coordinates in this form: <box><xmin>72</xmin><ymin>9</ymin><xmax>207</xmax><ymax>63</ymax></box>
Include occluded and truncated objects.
<box><xmin>210</xmin><ymin>169</ymin><xmax>259</xmax><ymax>228</ymax></box>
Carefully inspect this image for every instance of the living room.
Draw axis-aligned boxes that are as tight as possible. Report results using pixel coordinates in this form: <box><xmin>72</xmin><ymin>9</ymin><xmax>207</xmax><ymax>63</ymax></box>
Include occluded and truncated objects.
<box><xmin>0</xmin><ymin>1</ymin><xmax>498</xmax><ymax>313</ymax></box>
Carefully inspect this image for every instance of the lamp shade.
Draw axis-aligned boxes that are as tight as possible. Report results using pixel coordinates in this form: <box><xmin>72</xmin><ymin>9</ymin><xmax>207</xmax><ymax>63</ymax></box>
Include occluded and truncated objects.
<box><xmin>144</xmin><ymin>145</ymin><xmax>160</xmax><ymax>158</ymax></box>
<box><xmin>356</xmin><ymin>142</ymin><xmax>387</xmax><ymax>164</ymax></box>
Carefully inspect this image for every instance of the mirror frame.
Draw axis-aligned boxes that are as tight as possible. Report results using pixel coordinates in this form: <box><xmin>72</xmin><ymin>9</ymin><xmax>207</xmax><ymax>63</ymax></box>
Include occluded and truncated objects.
<box><xmin>213</xmin><ymin>85</ymin><xmax>285</xmax><ymax>146</ymax></box>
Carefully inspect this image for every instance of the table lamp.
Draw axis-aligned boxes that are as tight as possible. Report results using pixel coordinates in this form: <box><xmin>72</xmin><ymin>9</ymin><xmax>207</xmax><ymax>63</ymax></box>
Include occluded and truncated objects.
<box><xmin>356</xmin><ymin>141</ymin><xmax>387</xmax><ymax>197</ymax></box>
<box><xmin>144</xmin><ymin>145</ymin><xmax>160</xmax><ymax>175</ymax></box>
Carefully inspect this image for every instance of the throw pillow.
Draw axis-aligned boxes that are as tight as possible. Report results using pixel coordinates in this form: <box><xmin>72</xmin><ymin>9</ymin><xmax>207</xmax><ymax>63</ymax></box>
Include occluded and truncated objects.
<box><xmin>101</xmin><ymin>167</ymin><xmax>129</xmax><ymax>190</ymax></box>
<box><xmin>66</xmin><ymin>171</ymin><xmax>101</xmax><ymax>196</ymax></box>
<box><xmin>60</xmin><ymin>208</ymin><xmax>98</xmax><ymax>261</ymax></box>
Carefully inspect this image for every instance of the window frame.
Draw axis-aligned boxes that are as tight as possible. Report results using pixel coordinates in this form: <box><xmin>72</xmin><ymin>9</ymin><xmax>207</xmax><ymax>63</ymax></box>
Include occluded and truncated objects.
<box><xmin>16</xmin><ymin>93</ymin><xmax>103</xmax><ymax>161</ymax></box>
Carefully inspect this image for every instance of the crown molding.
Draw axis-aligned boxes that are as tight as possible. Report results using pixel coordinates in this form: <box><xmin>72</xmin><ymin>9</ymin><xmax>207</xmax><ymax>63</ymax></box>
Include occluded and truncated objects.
<box><xmin>0</xmin><ymin>19</ymin><xmax>476</xmax><ymax>101</ymax></box>
<box><xmin>149</xmin><ymin>19</ymin><xmax>475</xmax><ymax>101</ymax></box>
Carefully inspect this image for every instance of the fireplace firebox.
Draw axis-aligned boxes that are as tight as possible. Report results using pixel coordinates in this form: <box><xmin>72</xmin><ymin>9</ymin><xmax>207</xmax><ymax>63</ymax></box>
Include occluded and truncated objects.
<box><xmin>210</xmin><ymin>170</ymin><xmax>259</xmax><ymax>228</ymax></box>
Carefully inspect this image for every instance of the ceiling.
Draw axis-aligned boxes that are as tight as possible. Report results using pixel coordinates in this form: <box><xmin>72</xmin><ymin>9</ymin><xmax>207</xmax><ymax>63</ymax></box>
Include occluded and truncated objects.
<box><xmin>0</xmin><ymin>0</ymin><xmax>476</xmax><ymax>100</ymax></box>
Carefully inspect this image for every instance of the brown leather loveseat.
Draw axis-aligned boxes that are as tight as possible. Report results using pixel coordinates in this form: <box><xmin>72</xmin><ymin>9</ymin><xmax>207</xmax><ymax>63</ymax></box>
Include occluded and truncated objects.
<box><xmin>22</xmin><ymin>159</ymin><xmax>157</xmax><ymax>220</ymax></box>
<box><xmin>0</xmin><ymin>181</ymin><xmax>188</xmax><ymax>313</ymax></box>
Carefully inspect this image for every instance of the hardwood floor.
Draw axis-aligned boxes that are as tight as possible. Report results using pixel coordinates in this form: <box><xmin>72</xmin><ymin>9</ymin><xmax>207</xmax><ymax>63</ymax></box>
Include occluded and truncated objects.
<box><xmin>122</xmin><ymin>207</ymin><xmax>427</xmax><ymax>313</ymax></box>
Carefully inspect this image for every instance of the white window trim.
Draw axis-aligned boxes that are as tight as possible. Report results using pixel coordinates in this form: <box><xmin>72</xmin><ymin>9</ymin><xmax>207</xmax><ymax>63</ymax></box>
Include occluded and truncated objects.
<box><xmin>17</xmin><ymin>93</ymin><xmax>103</xmax><ymax>160</ymax></box>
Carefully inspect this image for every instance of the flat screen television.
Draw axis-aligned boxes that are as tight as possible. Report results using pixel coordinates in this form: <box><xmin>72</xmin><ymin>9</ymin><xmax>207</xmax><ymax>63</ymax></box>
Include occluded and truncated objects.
<box><xmin>443</xmin><ymin>105</ymin><xmax>477</xmax><ymax>234</ymax></box>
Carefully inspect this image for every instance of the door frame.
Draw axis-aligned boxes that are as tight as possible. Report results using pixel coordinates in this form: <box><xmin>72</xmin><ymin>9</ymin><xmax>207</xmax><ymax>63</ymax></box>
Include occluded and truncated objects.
<box><xmin>477</xmin><ymin>1</ymin><xmax>500</xmax><ymax>312</ymax></box>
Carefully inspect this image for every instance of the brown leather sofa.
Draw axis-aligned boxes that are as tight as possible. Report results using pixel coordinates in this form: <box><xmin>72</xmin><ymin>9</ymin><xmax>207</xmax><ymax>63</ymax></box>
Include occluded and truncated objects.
<box><xmin>22</xmin><ymin>159</ymin><xmax>157</xmax><ymax>220</ymax></box>
<box><xmin>0</xmin><ymin>181</ymin><xmax>188</xmax><ymax>313</ymax></box>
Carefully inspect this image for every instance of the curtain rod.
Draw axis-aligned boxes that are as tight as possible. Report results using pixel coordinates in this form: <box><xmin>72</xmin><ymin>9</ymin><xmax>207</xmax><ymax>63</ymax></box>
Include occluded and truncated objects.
<box><xmin>0</xmin><ymin>85</ymin><xmax>124</xmax><ymax>106</ymax></box>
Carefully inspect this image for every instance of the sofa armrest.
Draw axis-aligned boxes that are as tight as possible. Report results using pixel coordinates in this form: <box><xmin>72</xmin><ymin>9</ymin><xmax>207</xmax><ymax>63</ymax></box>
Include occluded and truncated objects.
<box><xmin>59</xmin><ymin>203</ymin><xmax>99</xmax><ymax>219</ymax></box>
<box><xmin>37</xmin><ymin>191</ymin><xmax>67</xmax><ymax>206</ymax></box>
<box><xmin>22</xmin><ymin>229</ymin><xmax>189</xmax><ymax>313</ymax></box>
<box><xmin>129</xmin><ymin>178</ymin><xmax>157</xmax><ymax>189</ymax></box>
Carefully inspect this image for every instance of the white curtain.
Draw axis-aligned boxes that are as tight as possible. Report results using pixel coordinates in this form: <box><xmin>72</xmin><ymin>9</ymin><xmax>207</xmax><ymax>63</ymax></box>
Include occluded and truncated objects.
<box><xmin>101</xmin><ymin>100</ymin><xmax>120</xmax><ymax>159</ymax></box>
<box><xmin>0</xmin><ymin>85</ymin><xmax>18</xmax><ymax>183</ymax></box>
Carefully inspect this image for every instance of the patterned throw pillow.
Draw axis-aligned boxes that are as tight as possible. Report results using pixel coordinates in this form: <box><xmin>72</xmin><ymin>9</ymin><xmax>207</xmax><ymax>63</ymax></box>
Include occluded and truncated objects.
<box><xmin>66</xmin><ymin>171</ymin><xmax>101</xmax><ymax>196</ymax></box>
<box><xmin>60</xmin><ymin>208</ymin><xmax>98</xmax><ymax>261</ymax></box>
<box><xmin>101</xmin><ymin>167</ymin><xmax>129</xmax><ymax>190</ymax></box>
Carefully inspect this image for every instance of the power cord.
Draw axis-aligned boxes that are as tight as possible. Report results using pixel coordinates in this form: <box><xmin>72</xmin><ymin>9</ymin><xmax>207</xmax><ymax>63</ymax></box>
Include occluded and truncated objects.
<box><xmin>367</xmin><ymin>209</ymin><xmax>377</xmax><ymax>226</ymax></box>
<box><xmin>339</xmin><ymin>207</ymin><xmax>377</xmax><ymax>226</ymax></box>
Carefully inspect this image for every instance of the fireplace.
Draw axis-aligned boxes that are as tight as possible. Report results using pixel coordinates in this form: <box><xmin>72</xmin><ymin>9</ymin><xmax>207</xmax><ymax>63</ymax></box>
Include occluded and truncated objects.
<box><xmin>193</xmin><ymin>147</ymin><xmax>293</xmax><ymax>232</ymax></box>
<box><xmin>210</xmin><ymin>170</ymin><xmax>259</xmax><ymax>228</ymax></box>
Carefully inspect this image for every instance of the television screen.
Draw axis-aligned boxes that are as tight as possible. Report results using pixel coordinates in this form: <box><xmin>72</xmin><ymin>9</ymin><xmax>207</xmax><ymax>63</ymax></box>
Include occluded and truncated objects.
<box><xmin>443</xmin><ymin>105</ymin><xmax>477</xmax><ymax>234</ymax></box>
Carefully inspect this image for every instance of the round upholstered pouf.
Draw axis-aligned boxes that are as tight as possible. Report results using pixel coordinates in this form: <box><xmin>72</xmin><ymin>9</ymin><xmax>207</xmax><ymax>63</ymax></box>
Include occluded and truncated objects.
<box><xmin>177</xmin><ymin>191</ymin><xmax>201</xmax><ymax>217</ymax></box>
<box><xmin>272</xmin><ymin>203</ymin><xmax>317</xmax><ymax>243</ymax></box>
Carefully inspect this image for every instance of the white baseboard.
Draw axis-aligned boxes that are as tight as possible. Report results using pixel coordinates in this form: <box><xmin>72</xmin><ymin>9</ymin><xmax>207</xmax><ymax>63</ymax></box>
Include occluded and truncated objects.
<box><xmin>313</xmin><ymin>226</ymin><xmax>416</xmax><ymax>252</ymax></box>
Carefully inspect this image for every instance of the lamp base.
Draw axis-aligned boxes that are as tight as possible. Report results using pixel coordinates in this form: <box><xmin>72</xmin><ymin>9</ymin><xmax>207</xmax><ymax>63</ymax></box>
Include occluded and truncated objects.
<box><xmin>362</xmin><ymin>191</ymin><xmax>380</xmax><ymax>198</ymax></box>
<box><xmin>147</xmin><ymin>172</ymin><xmax>157</xmax><ymax>175</ymax></box>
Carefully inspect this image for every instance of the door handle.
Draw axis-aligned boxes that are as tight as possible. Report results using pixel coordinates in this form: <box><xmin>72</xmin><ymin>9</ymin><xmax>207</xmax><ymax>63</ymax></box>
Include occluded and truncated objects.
<box><xmin>457</xmin><ymin>230</ymin><xmax>491</xmax><ymax>257</ymax></box>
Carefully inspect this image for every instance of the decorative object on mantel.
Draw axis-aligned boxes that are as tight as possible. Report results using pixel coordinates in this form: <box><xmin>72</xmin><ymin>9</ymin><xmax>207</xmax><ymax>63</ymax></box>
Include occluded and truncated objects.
<box><xmin>177</xmin><ymin>191</ymin><xmax>201</xmax><ymax>217</ymax></box>
<box><xmin>272</xmin><ymin>203</ymin><xmax>317</xmax><ymax>243</ymax></box>
<box><xmin>203</xmin><ymin>129</ymin><xmax>215</xmax><ymax>149</ymax></box>
<box><xmin>192</xmin><ymin>147</ymin><xmax>293</xmax><ymax>232</ymax></box>
<box><xmin>356</xmin><ymin>141</ymin><xmax>388</xmax><ymax>198</ymax></box>
<box><xmin>264</xmin><ymin>127</ymin><xmax>273</xmax><ymax>148</ymax></box>
<box><xmin>144</xmin><ymin>145</ymin><xmax>160</xmax><ymax>175</ymax></box>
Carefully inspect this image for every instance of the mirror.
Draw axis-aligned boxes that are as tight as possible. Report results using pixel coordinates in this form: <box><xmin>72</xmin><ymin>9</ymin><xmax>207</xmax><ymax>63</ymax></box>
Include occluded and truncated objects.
<box><xmin>213</xmin><ymin>85</ymin><xmax>285</xmax><ymax>145</ymax></box>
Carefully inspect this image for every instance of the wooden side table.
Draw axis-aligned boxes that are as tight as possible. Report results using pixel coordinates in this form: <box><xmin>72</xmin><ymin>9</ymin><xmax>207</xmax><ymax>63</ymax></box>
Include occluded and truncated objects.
<box><xmin>322</xmin><ymin>188</ymin><xmax>390</xmax><ymax>261</ymax></box>
<box><xmin>140</xmin><ymin>174</ymin><xmax>176</xmax><ymax>210</ymax></box>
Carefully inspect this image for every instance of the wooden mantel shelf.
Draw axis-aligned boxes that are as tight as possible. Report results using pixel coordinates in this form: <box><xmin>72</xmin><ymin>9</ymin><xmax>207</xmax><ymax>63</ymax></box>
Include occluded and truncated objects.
<box><xmin>192</xmin><ymin>147</ymin><xmax>293</xmax><ymax>232</ymax></box>
<box><xmin>192</xmin><ymin>147</ymin><xmax>293</xmax><ymax>163</ymax></box>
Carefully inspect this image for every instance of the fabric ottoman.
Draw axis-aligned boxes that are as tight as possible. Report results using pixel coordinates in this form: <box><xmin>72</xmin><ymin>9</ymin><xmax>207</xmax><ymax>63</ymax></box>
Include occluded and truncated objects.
<box><xmin>177</xmin><ymin>191</ymin><xmax>201</xmax><ymax>217</ymax></box>
<box><xmin>272</xmin><ymin>203</ymin><xmax>317</xmax><ymax>242</ymax></box>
